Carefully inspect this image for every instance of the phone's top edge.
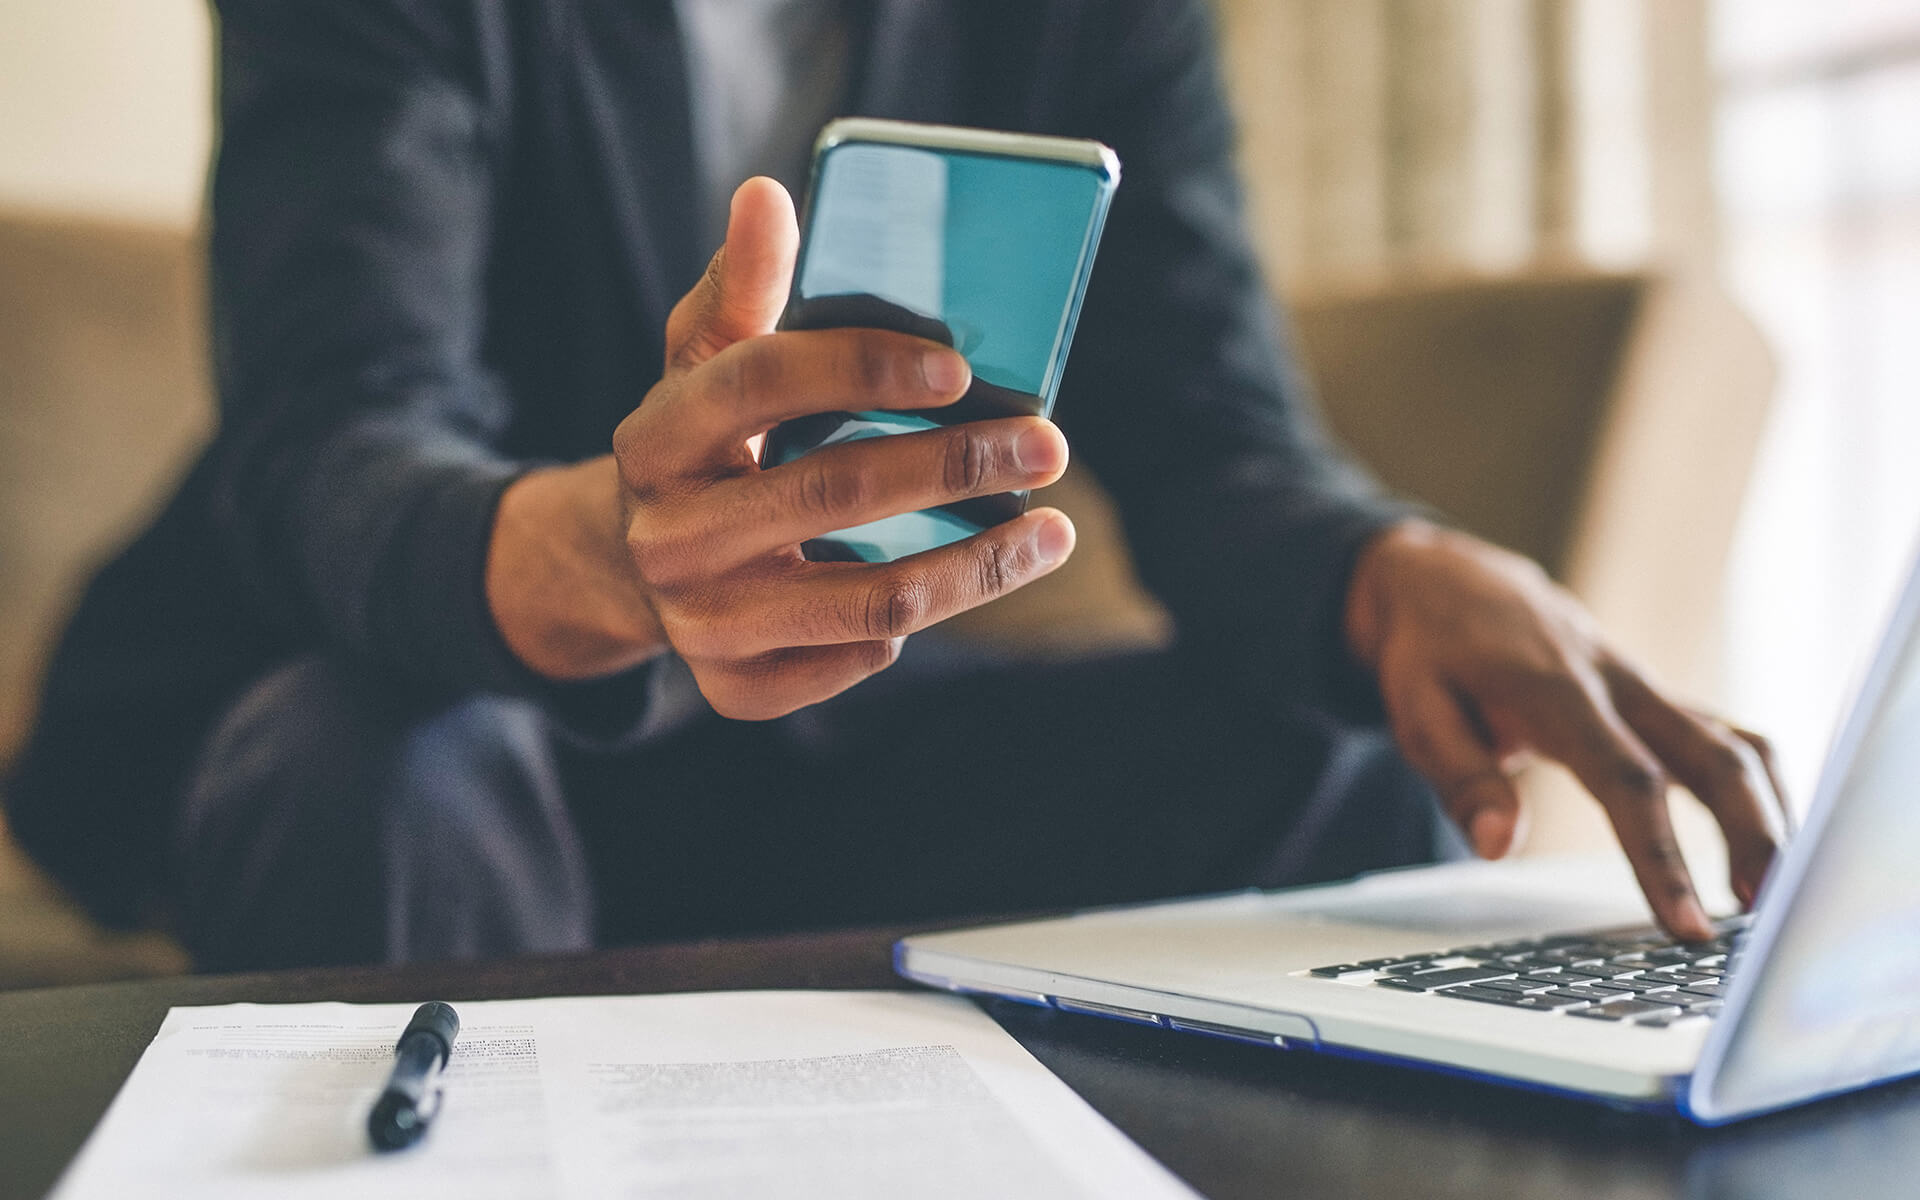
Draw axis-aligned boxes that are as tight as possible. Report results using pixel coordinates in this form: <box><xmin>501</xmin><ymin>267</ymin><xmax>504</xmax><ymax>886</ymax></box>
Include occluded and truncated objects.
<box><xmin>815</xmin><ymin>118</ymin><xmax>1120</xmax><ymax>182</ymax></box>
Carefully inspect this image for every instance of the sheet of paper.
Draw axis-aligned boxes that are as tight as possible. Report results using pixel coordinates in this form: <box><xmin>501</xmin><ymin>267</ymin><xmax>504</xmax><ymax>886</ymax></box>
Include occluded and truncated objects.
<box><xmin>53</xmin><ymin>991</ymin><xmax>1198</xmax><ymax>1200</ymax></box>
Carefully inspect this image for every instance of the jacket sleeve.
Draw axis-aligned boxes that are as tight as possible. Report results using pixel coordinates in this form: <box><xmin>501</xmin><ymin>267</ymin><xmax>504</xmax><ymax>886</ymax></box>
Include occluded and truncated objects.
<box><xmin>206</xmin><ymin>0</ymin><xmax>652</xmax><ymax>729</ymax></box>
<box><xmin>1053</xmin><ymin>0</ymin><xmax>1417</xmax><ymax>725</ymax></box>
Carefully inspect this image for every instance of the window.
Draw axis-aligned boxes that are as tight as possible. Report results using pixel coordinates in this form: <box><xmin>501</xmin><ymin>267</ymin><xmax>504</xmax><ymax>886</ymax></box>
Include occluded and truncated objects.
<box><xmin>1715</xmin><ymin>0</ymin><xmax>1920</xmax><ymax>802</ymax></box>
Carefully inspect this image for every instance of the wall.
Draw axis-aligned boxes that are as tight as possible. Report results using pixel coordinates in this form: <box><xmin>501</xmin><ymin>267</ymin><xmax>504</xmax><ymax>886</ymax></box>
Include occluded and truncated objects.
<box><xmin>0</xmin><ymin>0</ymin><xmax>213</xmax><ymax>229</ymax></box>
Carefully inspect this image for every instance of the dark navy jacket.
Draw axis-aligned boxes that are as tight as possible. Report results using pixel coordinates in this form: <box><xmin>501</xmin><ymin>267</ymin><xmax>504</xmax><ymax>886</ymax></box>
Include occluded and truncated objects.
<box><xmin>8</xmin><ymin>0</ymin><xmax>1405</xmax><ymax>923</ymax></box>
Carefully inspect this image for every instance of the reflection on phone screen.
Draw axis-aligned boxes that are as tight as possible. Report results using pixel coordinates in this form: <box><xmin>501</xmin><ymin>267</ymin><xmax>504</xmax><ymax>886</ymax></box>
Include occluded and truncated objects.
<box><xmin>764</xmin><ymin>140</ymin><xmax>1110</xmax><ymax>563</ymax></box>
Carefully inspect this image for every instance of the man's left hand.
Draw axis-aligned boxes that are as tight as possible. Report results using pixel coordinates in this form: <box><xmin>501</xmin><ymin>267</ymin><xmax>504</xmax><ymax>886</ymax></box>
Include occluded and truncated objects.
<box><xmin>1344</xmin><ymin>520</ymin><xmax>1791</xmax><ymax>942</ymax></box>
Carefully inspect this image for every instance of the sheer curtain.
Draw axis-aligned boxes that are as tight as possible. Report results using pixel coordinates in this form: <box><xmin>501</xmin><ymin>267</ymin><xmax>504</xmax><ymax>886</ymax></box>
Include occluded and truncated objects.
<box><xmin>1213</xmin><ymin>0</ymin><xmax>1716</xmax><ymax>293</ymax></box>
<box><xmin>1714</xmin><ymin>0</ymin><xmax>1920</xmax><ymax>801</ymax></box>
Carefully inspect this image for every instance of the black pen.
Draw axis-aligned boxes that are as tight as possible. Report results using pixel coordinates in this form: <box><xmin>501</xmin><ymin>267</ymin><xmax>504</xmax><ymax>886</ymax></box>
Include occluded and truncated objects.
<box><xmin>367</xmin><ymin>1001</ymin><xmax>461</xmax><ymax>1151</ymax></box>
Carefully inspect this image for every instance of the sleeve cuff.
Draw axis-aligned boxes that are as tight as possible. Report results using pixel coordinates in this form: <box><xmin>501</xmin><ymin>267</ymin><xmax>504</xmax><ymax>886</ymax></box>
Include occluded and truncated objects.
<box><xmin>371</xmin><ymin>463</ymin><xmax>660</xmax><ymax>746</ymax></box>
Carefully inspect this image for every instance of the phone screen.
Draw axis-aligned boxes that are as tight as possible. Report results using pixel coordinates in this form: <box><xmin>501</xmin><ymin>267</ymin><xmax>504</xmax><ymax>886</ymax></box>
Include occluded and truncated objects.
<box><xmin>762</xmin><ymin>131</ymin><xmax>1117</xmax><ymax>563</ymax></box>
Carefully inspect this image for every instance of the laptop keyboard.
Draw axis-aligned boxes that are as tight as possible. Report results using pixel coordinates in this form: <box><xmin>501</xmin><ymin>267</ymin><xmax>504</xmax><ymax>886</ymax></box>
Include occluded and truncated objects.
<box><xmin>1306</xmin><ymin>915</ymin><xmax>1750</xmax><ymax>1029</ymax></box>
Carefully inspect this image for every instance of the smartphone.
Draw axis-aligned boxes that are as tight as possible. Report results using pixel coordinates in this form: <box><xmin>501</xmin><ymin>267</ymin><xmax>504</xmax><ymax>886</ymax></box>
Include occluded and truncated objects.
<box><xmin>760</xmin><ymin>118</ymin><xmax>1121</xmax><ymax>563</ymax></box>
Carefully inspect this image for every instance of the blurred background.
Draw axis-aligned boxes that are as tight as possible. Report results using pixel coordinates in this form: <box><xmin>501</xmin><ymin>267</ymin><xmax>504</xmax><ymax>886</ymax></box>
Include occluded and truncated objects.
<box><xmin>1</xmin><ymin>0</ymin><xmax>1915</xmax><ymax>986</ymax></box>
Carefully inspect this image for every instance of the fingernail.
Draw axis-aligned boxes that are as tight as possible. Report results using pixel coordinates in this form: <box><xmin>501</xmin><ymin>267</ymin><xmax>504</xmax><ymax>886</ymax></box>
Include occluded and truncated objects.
<box><xmin>1033</xmin><ymin>516</ymin><xmax>1073</xmax><ymax>566</ymax></box>
<box><xmin>922</xmin><ymin>349</ymin><xmax>968</xmax><ymax>395</ymax></box>
<box><xmin>1013</xmin><ymin>424</ymin><xmax>1065</xmax><ymax>475</ymax></box>
<box><xmin>1470</xmin><ymin>810</ymin><xmax>1512</xmax><ymax>859</ymax></box>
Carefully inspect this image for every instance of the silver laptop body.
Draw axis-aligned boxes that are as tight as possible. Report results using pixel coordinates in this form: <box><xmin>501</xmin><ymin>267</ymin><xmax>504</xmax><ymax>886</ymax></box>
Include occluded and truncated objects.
<box><xmin>898</xmin><ymin>547</ymin><xmax>1920</xmax><ymax>1124</ymax></box>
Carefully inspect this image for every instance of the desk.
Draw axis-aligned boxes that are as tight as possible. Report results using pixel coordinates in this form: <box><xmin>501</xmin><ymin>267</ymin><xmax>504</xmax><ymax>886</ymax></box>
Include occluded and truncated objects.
<box><xmin>3</xmin><ymin>924</ymin><xmax>1916</xmax><ymax>1200</ymax></box>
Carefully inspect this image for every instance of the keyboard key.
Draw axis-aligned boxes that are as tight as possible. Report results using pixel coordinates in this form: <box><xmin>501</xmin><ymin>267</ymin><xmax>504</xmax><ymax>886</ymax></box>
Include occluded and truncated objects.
<box><xmin>1644</xmin><ymin>969</ymin><xmax>1717</xmax><ymax>985</ymax></box>
<box><xmin>1680</xmin><ymin>981</ymin><xmax>1724</xmax><ymax>998</ymax></box>
<box><xmin>1641</xmin><ymin>946</ymin><xmax>1701</xmax><ymax>964</ymax></box>
<box><xmin>1546</xmin><ymin>985</ymin><xmax>1623</xmax><ymax>1003</ymax></box>
<box><xmin>1556</xmin><ymin>963</ymin><xmax>1648</xmax><ymax>980</ymax></box>
<box><xmin>1506</xmin><ymin>993</ymin><xmax>1592</xmax><ymax>1011</ymax></box>
<box><xmin>1310</xmin><ymin>964</ymin><xmax>1371</xmax><ymax>978</ymax></box>
<box><xmin>1571</xmin><ymin>998</ymin><xmax>1685</xmax><ymax>1021</ymax></box>
<box><xmin>1589</xmin><ymin>978</ymin><xmax>1682</xmax><ymax>996</ymax></box>
<box><xmin>1532</xmin><ymin>950</ymin><xmax>1606</xmax><ymax>967</ymax></box>
<box><xmin>1376</xmin><ymin>966</ymin><xmax>1517</xmax><ymax>992</ymax></box>
<box><xmin>1437</xmin><ymin>985</ymin><xmax>1522</xmax><ymax>1005</ymax></box>
<box><xmin>1476</xmin><ymin>977</ymin><xmax>1560</xmax><ymax>995</ymax></box>
<box><xmin>1489</xmin><ymin>960</ymin><xmax>1560</xmax><ymax>976</ymax></box>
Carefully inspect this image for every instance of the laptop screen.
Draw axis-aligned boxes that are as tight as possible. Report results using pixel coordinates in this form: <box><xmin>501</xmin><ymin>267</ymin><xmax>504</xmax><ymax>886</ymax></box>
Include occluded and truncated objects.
<box><xmin>1694</xmin><ymin>552</ymin><xmax>1920</xmax><ymax>1120</ymax></box>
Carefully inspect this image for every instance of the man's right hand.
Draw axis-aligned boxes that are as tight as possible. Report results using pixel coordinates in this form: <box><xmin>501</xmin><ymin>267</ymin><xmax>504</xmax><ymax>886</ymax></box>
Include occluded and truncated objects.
<box><xmin>485</xmin><ymin>177</ymin><xmax>1075</xmax><ymax>718</ymax></box>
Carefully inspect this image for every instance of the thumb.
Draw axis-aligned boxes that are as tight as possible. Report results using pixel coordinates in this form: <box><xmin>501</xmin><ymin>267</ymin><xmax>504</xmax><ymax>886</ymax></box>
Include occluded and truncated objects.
<box><xmin>667</xmin><ymin>177</ymin><xmax>799</xmax><ymax>369</ymax></box>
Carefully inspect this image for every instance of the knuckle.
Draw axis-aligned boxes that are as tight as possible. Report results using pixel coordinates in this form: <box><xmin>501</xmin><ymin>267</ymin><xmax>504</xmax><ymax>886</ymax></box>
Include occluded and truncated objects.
<box><xmin>661</xmin><ymin>592</ymin><xmax>733</xmax><ymax>659</ymax></box>
<box><xmin>1637</xmin><ymin>837</ymin><xmax>1693</xmax><ymax>896</ymax></box>
<box><xmin>690</xmin><ymin>346</ymin><xmax>746</xmax><ymax>416</ymax></box>
<box><xmin>1704</xmin><ymin>737</ymin><xmax>1752</xmax><ymax>787</ymax></box>
<box><xmin>665</xmin><ymin>615</ymin><xmax>720</xmax><ymax>661</ymax></box>
<box><xmin>848</xmin><ymin>333</ymin><xmax>896</xmax><ymax>397</ymax></box>
<box><xmin>977</xmin><ymin>536</ymin><xmax>1019</xmax><ymax>598</ymax></box>
<box><xmin>624</xmin><ymin>524</ymin><xmax>669</xmax><ymax>581</ymax></box>
<box><xmin>612</xmin><ymin>422</ymin><xmax>661</xmax><ymax>498</ymax></box>
<box><xmin>1735</xmin><ymin>828</ymin><xmax>1781</xmax><ymax>862</ymax></box>
<box><xmin>794</xmin><ymin>460</ymin><xmax>870</xmax><ymax>522</ymax></box>
<box><xmin>611</xmin><ymin>412</ymin><xmax>639</xmax><ymax>463</ymax></box>
<box><xmin>728</xmin><ymin>339</ymin><xmax>772</xmax><ymax>408</ymax></box>
<box><xmin>1610</xmin><ymin>757</ymin><xmax>1667</xmax><ymax>803</ymax></box>
<box><xmin>942</xmin><ymin>429</ymin><xmax>991</xmax><ymax>495</ymax></box>
<box><xmin>863</xmin><ymin>575</ymin><xmax>930</xmax><ymax>639</ymax></box>
<box><xmin>1643</xmin><ymin>834</ymin><xmax>1685</xmax><ymax>870</ymax></box>
<box><xmin>626</xmin><ymin>514</ymin><xmax>696</xmax><ymax>589</ymax></box>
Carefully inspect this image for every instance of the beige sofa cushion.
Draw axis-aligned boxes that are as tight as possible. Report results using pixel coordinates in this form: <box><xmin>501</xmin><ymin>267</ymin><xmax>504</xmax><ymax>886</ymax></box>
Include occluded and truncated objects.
<box><xmin>0</xmin><ymin>214</ymin><xmax>211</xmax><ymax>762</ymax></box>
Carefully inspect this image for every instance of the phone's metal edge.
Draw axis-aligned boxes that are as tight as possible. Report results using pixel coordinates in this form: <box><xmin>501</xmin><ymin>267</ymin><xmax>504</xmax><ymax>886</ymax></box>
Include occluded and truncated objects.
<box><xmin>1684</xmin><ymin>534</ymin><xmax>1920</xmax><ymax>1123</ymax></box>
<box><xmin>1036</xmin><ymin>183</ymin><xmax>1116</xmax><ymax>415</ymax></box>
<box><xmin>815</xmin><ymin>117</ymin><xmax>1121</xmax><ymax>184</ymax></box>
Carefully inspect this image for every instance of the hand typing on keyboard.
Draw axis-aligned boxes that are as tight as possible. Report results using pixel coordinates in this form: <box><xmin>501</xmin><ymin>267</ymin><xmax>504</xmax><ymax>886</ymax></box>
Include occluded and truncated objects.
<box><xmin>1343</xmin><ymin>521</ymin><xmax>1793</xmax><ymax>942</ymax></box>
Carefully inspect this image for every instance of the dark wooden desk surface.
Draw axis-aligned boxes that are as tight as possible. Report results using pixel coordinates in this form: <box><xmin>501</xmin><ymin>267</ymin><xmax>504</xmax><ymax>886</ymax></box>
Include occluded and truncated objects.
<box><xmin>4</xmin><ymin>925</ymin><xmax>1917</xmax><ymax>1200</ymax></box>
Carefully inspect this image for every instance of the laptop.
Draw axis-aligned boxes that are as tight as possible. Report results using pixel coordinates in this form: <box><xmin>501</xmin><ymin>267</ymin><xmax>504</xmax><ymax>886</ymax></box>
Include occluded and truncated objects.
<box><xmin>896</xmin><ymin>546</ymin><xmax>1920</xmax><ymax>1124</ymax></box>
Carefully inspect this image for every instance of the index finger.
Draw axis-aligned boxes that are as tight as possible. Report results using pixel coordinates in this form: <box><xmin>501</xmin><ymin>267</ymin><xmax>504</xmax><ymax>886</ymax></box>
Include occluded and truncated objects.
<box><xmin>1522</xmin><ymin>670</ymin><xmax>1716</xmax><ymax>941</ymax></box>
<box><xmin>671</xmin><ymin>328</ymin><xmax>972</xmax><ymax>463</ymax></box>
<box><xmin>1605</xmin><ymin>662</ymin><xmax>1784</xmax><ymax>911</ymax></box>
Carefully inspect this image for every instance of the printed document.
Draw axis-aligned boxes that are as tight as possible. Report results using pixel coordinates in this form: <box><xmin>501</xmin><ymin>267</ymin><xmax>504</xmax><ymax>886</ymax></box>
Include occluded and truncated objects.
<box><xmin>52</xmin><ymin>990</ymin><xmax>1197</xmax><ymax>1199</ymax></box>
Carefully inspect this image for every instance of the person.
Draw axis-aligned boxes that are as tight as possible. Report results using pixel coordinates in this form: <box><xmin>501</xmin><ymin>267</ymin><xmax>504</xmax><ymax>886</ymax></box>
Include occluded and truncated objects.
<box><xmin>6</xmin><ymin>0</ymin><xmax>1788</xmax><ymax>970</ymax></box>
